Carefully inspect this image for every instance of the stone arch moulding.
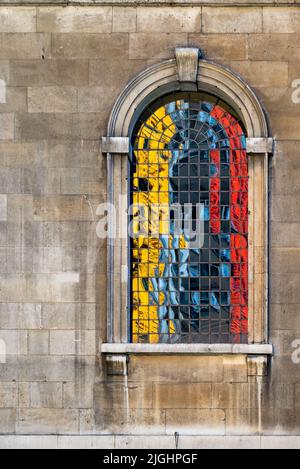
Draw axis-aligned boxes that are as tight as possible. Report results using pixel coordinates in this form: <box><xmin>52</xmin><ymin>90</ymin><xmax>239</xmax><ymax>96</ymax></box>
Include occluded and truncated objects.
<box><xmin>101</xmin><ymin>48</ymin><xmax>273</xmax><ymax>362</ymax></box>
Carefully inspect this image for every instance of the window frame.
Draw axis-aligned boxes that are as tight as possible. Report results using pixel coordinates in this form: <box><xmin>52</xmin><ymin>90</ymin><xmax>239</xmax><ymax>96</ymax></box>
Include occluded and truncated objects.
<box><xmin>101</xmin><ymin>49</ymin><xmax>273</xmax><ymax>356</ymax></box>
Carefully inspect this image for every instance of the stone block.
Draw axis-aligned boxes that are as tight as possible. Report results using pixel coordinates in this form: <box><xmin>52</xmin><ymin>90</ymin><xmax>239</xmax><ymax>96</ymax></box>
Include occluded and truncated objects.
<box><xmin>129</xmin><ymin>33</ymin><xmax>188</xmax><ymax>60</ymax></box>
<box><xmin>42</xmin><ymin>303</ymin><xmax>96</xmax><ymax>330</ymax></box>
<box><xmin>86</xmin><ymin>407</ymin><xmax>166</xmax><ymax>435</ymax></box>
<box><xmin>18</xmin><ymin>382</ymin><xmax>30</xmax><ymax>408</ymax></box>
<box><xmin>271</xmin><ymin>196</ymin><xmax>300</xmax><ymax>223</ymax></box>
<box><xmin>262</xmin><ymin>408</ymin><xmax>300</xmax><ymax>435</ymax></box>
<box><xmin>52</xmin><ymin>33</ymin><xmax>128</xmax><ymax>59</ymax></box>
<box><xmin>263</xmin><ymin>7</ymin><xmax>300</xmax><ymax>34</ymax></box>
<box><xmin>28</xmin><ymin>86</ymin><xmax>77</xmax><ymax>113</ymax></box>
<box><xmin>0</xmin><ymin>60</ymin><xmax>9</xmax><ymax>82</ymax></box>
<box><xmin>202</xmin><ymin>7</ymin><xmax>262</xmax><ymax>33</ymax></box>
<box><xmin>89</xmin><ymin>58</ymin><xmax>145</xmax><ymax>89</ymax></box>
<box><xmin>37</xmin><ymin>6</ymin><xmax>112</xmax><ymax>33</ymax></box>
<box><xmin>271</xmin><ymin>222</ymin><xmax>300</xmax><ymax>249</ymax></box>
<box><xmin>0</xmin><ymin>195</ymin><xmax>7</xmax><ymax>221</ymax></box>
<box><xmin>224</xmin><ymin>61</ymin><xmax>288</xmax><ymax>87</ymax></box>
<box><xmin>0</xmin><ymin>87</ymin><xmax>27</xmax><ymax>112</ymax></box>
<box><xmin>0</xmin><ymin>7</ymin><xmax>36</xmax><ymax>33</ymax></box>
<box><xmin>0</xmin><ymin>409</ymin><xmax>16</xmax><ymax>434</ymax></box>
<box><xmin>270</xmin><ymin>304</ymin><xmax>300</xmax><ymax>331</ymax></box>
<box><xmin>95</xmin><ymin>382</ymin><xmax>153</xmax><ymax>410</ymax></box>
<box><xmin>0</xmin><ymin>113</ymin><xmax>14</xmax><ymax>140</ymax></box>
<box><xmin>261</xmin><ymin>436</ymin><xmax>300</xmax><ymax>449</ymax></box>
<box><xmin>271</xmin><ymin>274</ymin><xmax>300</xmax><ymax>303</ymax></box>
<box><xmin>17</xmin><ymin>409</ymin><xmax>79</xmax><ymax>435</ymax></box>
<box><xmin>223</xmin><ymin>356</ymin><xmax>248</xmax><ymax>383</ymax></box>
<box><xmin>115</xmin><ymin>435</ymin><xmax>174</xmax><ymax>449</ymax></box>
<box><xmin>271</xmin><ymin>113</ymin><xmax>300</xmax><ymax>140</ymax></box>
<box><xmin>113</xmin><ymin>6</ymin><xmax>136</xmax><ymax>33</ymax></box>
<box><xmin>177</xmin><ymin>435</ymin><xmax>260</xmax><ymax>450</ymax></box>
<box><xmin>28</xmin><ymin>330</ymin><xmax>49</xmax><ymax>355</ymax></box>
<box><xmin>153</xmin><ymin>383</ymin><xmax>211</xmax><ymax>409</ymax></box>
<box><xmin>0</xmin><ymin>141</ymin><xmax>48</xmax><ymax>168</ymax></box>
<box><xmin>63</xmin><ymin>379</ymin><xmax>95</xmax><ymax>410</ymax></box>
<box><xmin>225</xmin><ymin>408</ymin><xmax>259</xmax><ymax>436</ymax></box>
<box><xmin>0</xmin><ymin>33</ymin><xmax>50</xmax><ymax>60</ymax></box>
<box><xmin>129</xmin><ymin>355</ymin><xmax>224</xmax><ymax>383</ymax></box>
<box><xmin>10</xmin><ymin>59</ymin><xmax>89</xmax><ymax>86</ymax></box>
<box><xmin>17</xmin><ymin>356</ymin><xmax>77</xmax><ymax>382</ymax></box>
<box><xmin>248</xmin><ymin>34</ymin><xmax>300</xmax><ymax>61</ymax></box>
<box><xmin>0</xmin><ymin>330</ymin><xmax>27</xmax><ymax>356</ymax></box>
<box><xmin>0</xmin><ymin>383</ymin><xmax>17</xmax><ymax>408</ymax></box>
<box><xmin>30</xmin><ymin>382</ymin><xmax>63</xmax><ymax>408</ymax></box>
<box><xmin>15</xmin><ymin>113</ymin><xmax>106</xmax><ymax>141</ymax></box>
<box><xmin>212</xmin><ymin>383</ymin><xmax>258</xmax><ymax>409</ymax></box>
<box><xmin>0</xmin><ymin>435</ymin><xmax>58</xmax><ymax>449</ymax></box>
<box><xmin>189</xmin><ymin>34</ymin><xmax>247</xmax><ymax>61</ymax></box>
<box><xmin>262</xmin><ymin>382</ymin><xmax>294</xmax><ymax>410</ymax></box>
<box><xmin>166</xmin><ymin>409</ymin><xmax>225</xmax><ymax>435</ymax></box>
<box><xmin>50</xmin><ymin>330</ymin><xmax>96</xmax><ymax>356</ymax></box>
<box><xmin>137</xmin><ymin>7</ymin><xmax>201</xmax><ymax>33</ymax></box>
<box><xmin>57</xmin><ymin>435</ymin><xmax>114</xmax><ymax>449</ymax></box>
<box><xmin>271</xmin><ymin>249</ymin><xmax>300</xmax><ymax>276</ymax></box>
<box><xmin>32</xmin><ymin>196</ymin><xmax>99</xmax><ymax>222</ymax></box>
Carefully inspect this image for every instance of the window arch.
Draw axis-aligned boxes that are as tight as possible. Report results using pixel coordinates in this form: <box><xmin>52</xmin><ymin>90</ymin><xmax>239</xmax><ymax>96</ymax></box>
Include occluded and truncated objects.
<box><xmin>130</xmin><ymin>92</ymin><xmax>248</xmax><ymax>344</ymax></box>
<box><xmin>101</xmin><ymin>50</ymin><xmax>273</xmax><ymax>356</ymax></box>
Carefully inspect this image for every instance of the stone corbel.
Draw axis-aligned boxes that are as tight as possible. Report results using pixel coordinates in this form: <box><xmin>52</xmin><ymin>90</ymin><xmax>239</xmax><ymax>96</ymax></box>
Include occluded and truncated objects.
<box><xmin>102</xmin><ymin>136</ymin><xmax>129</xmax><ymax>154</ymax></box>
<box><xmin>246</xmin><ymin>137</ymin><xmax>274</xmax><ymax>154</ymax></box>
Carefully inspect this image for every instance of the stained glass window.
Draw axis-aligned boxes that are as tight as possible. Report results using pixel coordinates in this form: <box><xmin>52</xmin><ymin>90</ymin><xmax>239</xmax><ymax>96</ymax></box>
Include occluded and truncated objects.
<box><xmin>130</xmin><ymin>92</ymin><xmax>248</xmax><ymax>344</ymax></box>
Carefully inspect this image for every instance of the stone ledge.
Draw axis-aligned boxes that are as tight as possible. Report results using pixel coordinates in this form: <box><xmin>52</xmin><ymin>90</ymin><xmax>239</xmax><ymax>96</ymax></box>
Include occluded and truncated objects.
<box><xmin>1</xmin><ymin>435</ymin><xmax>300</xmax><ymax>449</ymax></box>
<box><xmin>0</xmin><ymin>1</ymin><xmax>299</xmax><ymax>5</ymax></box>
<box><xmin>101</xmin><ymin>343</ymin><xmax>273</xmax><ymax>355</ymax></box>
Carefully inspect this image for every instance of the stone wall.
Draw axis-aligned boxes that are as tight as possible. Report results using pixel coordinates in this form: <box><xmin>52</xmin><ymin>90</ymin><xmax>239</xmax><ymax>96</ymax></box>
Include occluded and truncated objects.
<box><xmin>0</xmin><ymin>1</ymin><xmax>300</xmax><ymax>448</ymax></box>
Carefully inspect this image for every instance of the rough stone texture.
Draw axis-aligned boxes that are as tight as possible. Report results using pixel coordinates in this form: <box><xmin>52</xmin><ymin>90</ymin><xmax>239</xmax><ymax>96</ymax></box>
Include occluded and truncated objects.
<box><xmin>0</xmin><ymin>2</ymin><xmax>299</xmax><ymax>447</ymax></box>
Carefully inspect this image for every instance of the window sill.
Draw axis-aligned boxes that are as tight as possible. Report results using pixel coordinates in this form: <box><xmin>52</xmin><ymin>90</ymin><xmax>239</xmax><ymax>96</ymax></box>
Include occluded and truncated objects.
<box><xmin>101</xmin><ymin>343</ymin><xmax>273</xmax><ymax>355</ymax></box>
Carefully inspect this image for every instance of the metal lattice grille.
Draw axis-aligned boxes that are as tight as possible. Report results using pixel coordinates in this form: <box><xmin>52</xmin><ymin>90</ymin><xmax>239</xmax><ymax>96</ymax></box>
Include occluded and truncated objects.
<box><xmin>130</xmin><ymin>92</ymin><xmax>248</xmax><ymax>344</ymax></box>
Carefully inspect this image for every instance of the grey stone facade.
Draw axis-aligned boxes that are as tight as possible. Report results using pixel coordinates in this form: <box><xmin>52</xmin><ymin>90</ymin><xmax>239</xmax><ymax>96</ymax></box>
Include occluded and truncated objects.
<box><xmin>0</xmin><ymin>0</ymin><xmax>300</xmax><ymax>449</ymax></box>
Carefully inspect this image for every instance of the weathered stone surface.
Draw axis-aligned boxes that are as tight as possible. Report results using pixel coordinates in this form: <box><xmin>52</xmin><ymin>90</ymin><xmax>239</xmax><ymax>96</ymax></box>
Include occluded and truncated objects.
<box><xmin>0</xmin><ymin>87</ymin><xmax>27</xmax><ymax>112</ymax></box>
<box><xmin>52</xmin><ymin>33</ymin><xmax>128</xmax><ymax>59</ymax></box>
<box><xmin>37</xmin><ymin>6</ymin><xmax>112</xmax><ymax>33</ymax></box>
<box><xmin>212</xmin><ymin>383</ymin><xmax>258</xmax><ymax>409</ymax></box>
<box><xmin>248</xmin><ymin>34</ymin><xmax>300</xmax><ymax>61</ymax></box>
<box><xmin>203</xmin><ymin>7</ymin><xmax>262</xmax><ymax>33</ymax></box>
<box><xmin>28</xmin><ymin>331</ymin><xmax>49</xmax><ymax>355</ymax></box>
<box><xmin>137</xmin><ymin>7</ymin><xmax>201</xmax><ymax>33</ymax></box>
<box><xmin>28</xmin><ymin>87</ymin><xmax>77</xmax><ymax>113</ymax></box>
<box><xmin>189</xmin><ymin>34</ymin><xmax>247</xmax><ymax>61</ymax></box>
<box><xmin>15</xmin><ymin>113</ymin><xmax>106</xmax><ymax>141</ymax></box>
<box><xmin>0</xmin><ymin>195</ymin><xmax>7</xmax><ymax>221</ymax></box>
<box><xmin>129</xmin><ymin>33</ymin><xmax>188</xmax><ymax>59</ymax></box>
<box><xmin>0</xmin><ymin>7</ymin><xmax>36</xmax><ymax>33</ymax></box>
<box><xmin>0</xmin><ymin>409</ymin><xmax>16</xmax><ymax>434</ymax></box>
<box><xmin>95</xmin><ymin>382</ymin><xmax>153</xmax><ymax>409</ymax></box>
<box><xmin>0</xmin><ymin>383</ymin><xmax>17</xmax><ymax>408</ymax></box>
<box><xmin>224</xmin><ymin>61</ymin><xmax>289</xmax><ymax>87</ymax></box>
<box><xmin>263</xmin><ymin>7</ymin><xmax>300</xmax><ymax>34</ymax></box>
<box><xmin>30</xmin><ymin>382</ymin><xmax>63</xmax><ymax>409</ymax></box>
<box><xmin>17</xmin><ymin>409</ymin><xmax>79</xmax><ymax>435</ymax></box>
<box><xmin>10</xmin><ymin>60</ymin><xmax>89</xmax><ymax>86</ymax></box>
<box><xmin>113</xmin><ymin>6</ymin><xmax>136</xmax><ymax>32</ymax></box>
<box><xmin>153</xmin><ymin>383</ymin><xmax>211</xmax><ymax>409</ymax></box>
<box><xmin>166</xmin><ymin>409</ymin><xmax>225</xmax><ymax>435</ymax></box>
<box><xmin>0</xmin><ymin>113</ymin><xmax>14</xmax><ymax>140</ymax></box>
<box><xmin>0</xmin><ymin>33</ymin><xmax>50</xmax><ymax>59</ymax></box>
<box><xmin>129</xmin><ymin>355</ymin><xmax>224</xmax><ymax>383</ymax></box>
<box><xmin>42</xmin><ymin>303</ymin><xmax>96</xmax><ymax>330</ymax></box>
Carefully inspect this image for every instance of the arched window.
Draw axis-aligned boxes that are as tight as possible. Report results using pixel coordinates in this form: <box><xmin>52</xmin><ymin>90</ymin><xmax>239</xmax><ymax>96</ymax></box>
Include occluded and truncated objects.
<box><xmin>130</xmin><ymin>93</ymin><xmax>248</xmax><ymax>344</ymax></box>
<box><xmin>101</xmin><ymin>49</ymin><xmax>273</xmax><ymax>357</ymax></box>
